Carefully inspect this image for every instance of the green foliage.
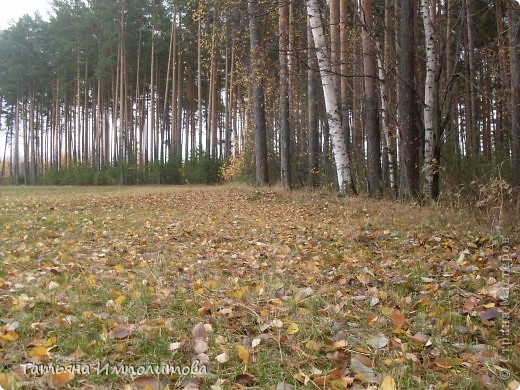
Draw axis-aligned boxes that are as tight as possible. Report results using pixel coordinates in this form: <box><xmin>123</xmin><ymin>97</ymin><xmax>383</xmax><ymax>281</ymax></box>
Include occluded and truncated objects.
<box><xmin>184</xmin><ymin>147</ymin><xmax>223</xmax><ymax>185</ymax></box>
<box><xmin>36</xmin><ymin>154</ymin><xmax>222</xmax><ymax>186</ymax></box>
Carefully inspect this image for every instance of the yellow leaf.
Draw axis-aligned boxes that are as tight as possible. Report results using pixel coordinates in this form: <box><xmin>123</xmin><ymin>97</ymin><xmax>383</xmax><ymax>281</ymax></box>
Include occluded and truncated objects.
<box><xmin>287</xmin><ymin>323</ymin><xmax>299</xmax><ymax>335</ymax></box>
<box><xmin>115</xmin><ymin>295</ymin><xmax>126</xmax><ymax>305</ymax></box>
<box><xmin>483</xmin><ymin>303</ymin><xmax>495</xmax><ymax>308</ymax></box>
<box><xmin>305</xmin><ymin>340</ymin><xmax>320</xmax><ymax>351</ymax></box>
<box><xmin>0</xmin><ymin>331</ymin><xmax>19</xmax><ymax>342</ymax></box>
<box><xmin>114</xmin><ymin>264</ymin><xmax>124</xmax><ymax>272</ymax></box>
<box><xmin>49</xmin><ymin>372</ymin><xmax>75</xmax><ymax>387</ymax></box>
<box><xmin>237</xmin><ymin>345</ymin><xmax>249</xmax><ymax>365</ymax></box>
<box><xmin>87</xmin><ymin>275</ymin><xmax>97</xmax><ymax>286</ymax></box>
<box><xmin>44</xmin><ymin>337</ymin><xmax>57</xmax><ymax>347</ymax></box>
<box><xmin>381</xmin><ymin>375</ymin><xmax>397</xmax><ymax>390</ymax></box>
<box><xmin>0</xmin><ymin>373</ymin><xmax>16</xmax><ymax>390</ymax></box>
<box><xmin>381</xmin><ymin>306</ymin><xmax>394</xmax><ymax>315</ymax></box>
<box><xmin>357</xmin><ymin>273</ymin><xmax>370</xmax><ymax>285</ymax></box>
<box><xmin>29</xmin><ymin>346</ymin><xmax>48</xmax><ymax>357</ymax></box>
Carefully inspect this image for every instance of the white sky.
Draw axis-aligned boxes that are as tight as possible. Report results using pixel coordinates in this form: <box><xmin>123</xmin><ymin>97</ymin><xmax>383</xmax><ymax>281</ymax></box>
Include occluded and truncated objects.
<box><xmin>0</xmin><ymin>0</ymin><xmax>52</xmax><ymax>30</ymax></box>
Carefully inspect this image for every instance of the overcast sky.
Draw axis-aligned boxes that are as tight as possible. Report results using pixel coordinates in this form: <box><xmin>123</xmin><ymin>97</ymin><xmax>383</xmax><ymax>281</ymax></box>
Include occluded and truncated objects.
<box><xmin>0</xmin><ymin>0</ymin><xmax>52</xmax><ymax>30</ymax></box>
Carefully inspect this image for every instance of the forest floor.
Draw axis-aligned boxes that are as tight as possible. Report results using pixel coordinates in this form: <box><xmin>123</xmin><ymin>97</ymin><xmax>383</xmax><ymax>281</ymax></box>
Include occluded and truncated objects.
<box><xmin>0</xmin><ymin>185</ymin><xmax>518</xmax><ymax>390</ymax></box>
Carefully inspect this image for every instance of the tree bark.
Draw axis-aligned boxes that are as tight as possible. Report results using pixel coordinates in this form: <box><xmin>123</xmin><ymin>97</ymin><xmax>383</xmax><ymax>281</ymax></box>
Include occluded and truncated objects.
<box><xmin>279</xmin><ymin>0</ymin><xmax>291</xmax><ymax>189</ymax></box>
<box><xmin>248</xmin><ymin>0</ymin><xmax>269</xmax><ymax>186</ymax></box>
<box><xmin>306</xmin><ymin>0</ymin><xmax>353</xmax><ymax>196</ymax></box>
<box><xmin>399</xmin><ymin>0</ymin><xmax>420</xmax><ymax>198</ymax></box>
<box><xmin>361</xmin><ymin>0</ymin><xmax>382</xmax><ymax>197</ymax></box>
<box><xmin>421</xmin><ymin>0</ymin><xmax>440</xmax><ymax>198</ymax></box>
<box><xmin>307</xmin><ymin>17</ymin><xmax>320</xmax><ymax>187</ymax></box>
<box><xmin>511</xmin><ymin>3</ymin><xmax>520</xmax><ymax>187</ymax></box>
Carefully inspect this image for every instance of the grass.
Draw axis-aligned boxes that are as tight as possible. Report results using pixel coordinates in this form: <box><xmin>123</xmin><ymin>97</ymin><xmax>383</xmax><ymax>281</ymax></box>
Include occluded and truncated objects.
<box><xmin>0</xmin><ymin>184</ymin><xmax>518</xmax><ymax>389</ymax></box>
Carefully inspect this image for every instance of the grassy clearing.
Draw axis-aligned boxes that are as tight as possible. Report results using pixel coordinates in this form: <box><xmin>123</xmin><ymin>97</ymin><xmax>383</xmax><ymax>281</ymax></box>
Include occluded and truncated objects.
<box><xmin>0</xmin><ymin>185</ymin><xmax>518</xmax><ymax>389</ymax></box>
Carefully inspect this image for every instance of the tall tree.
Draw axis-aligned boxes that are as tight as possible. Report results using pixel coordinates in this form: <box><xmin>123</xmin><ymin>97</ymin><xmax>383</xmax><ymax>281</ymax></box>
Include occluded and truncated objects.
<box><xmin>306</xmin><ymin>0</ymin><xmax>354</xmax><ymax>196</ymax></box>
<box><xmin>399</xmin><ymin>0</ymin><xmax>420</xmax><ymax>198</ymax></box>
<box><xmin>421</xmin><ymin>0</ymin><xmax>440</xmax><ymax>198</ymax></box>
<box><xmin>279</xmin><ymin>0</ymin><xmax>291</xmax><ymax>189</ymax></box>
<box><xmin>307</xmin><ymin>17</ymin><xmax>320</xmax><ymax>187</ymax></box>
<box><xmin>511</xmin><ymin>2</ymin><xmax>520</xmax><ymax>187</ymax></box>
<box><xmin>248</xmin><ymin>0</ymin><xmax>269</xmax><ymax>186</ymax></box>
<box><xmin>360</xmin><ymin>0</ymin><xmax>382</xmax><ymax>197</ymax></box>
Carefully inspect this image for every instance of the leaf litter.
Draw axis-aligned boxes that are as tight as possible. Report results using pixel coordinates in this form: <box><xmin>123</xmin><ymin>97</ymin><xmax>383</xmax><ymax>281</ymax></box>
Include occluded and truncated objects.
<box><xmin>0</xmin><ymin>185</ymin><xmax>517</xmax><ymax>389</ymax></box>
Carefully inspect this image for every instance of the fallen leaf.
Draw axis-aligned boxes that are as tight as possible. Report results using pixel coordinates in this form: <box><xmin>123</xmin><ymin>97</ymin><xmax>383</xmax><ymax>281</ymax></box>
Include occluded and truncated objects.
<box><xmin>215</xmin><ymin>352</ymin><xmax>229</xmax><ymax>363</ymax></box>
<box><xmin>192</xmin><ymin>322</ymin><xmax>207</xmax><ymax>340</ymax></box>
<box><xmin>251</xmin><ymin>338</ymin><xmax>261</xmax><ymax>348</ymax></box>
<box><xmin>381</xmin><ymin>375</ymin><xmax>396</xmax><ymax>390</ymax></box>
<box><xmin>480</xmin><ymin>307</ymin><xmax>500</xmax><ymax>321</ymax></box>
<box><xmin>183</xmin><ymin>378</ymin><xmax>201</xmax><ymax>390</ymax></box>
<box><xmin>0</xmin><ymin>373</ymin><xmax>17</xmax><ymax>390</ymax></box>
<box><xmin>272</xmin><ymin>319</ymin><xmax>283</xmax><ymax>328</ymax></box>
<box><xmin>237</xmin><ymin>345</ymin><xmax>249</xmax><ymax>365</ymax></box>
<box><xmin>108</xmin><ymin>325</ymin><xmax>131</xmax><ymax>339</ymax></box>
<box><xmin>276</xmin><ymin>382</ymin><xmax>293</xmax><ymax>390</ymax></box>
<box><xmin>193</xmin><ymin>337</ymin><xmax>208</xmax><ymax>354</ymax></box>
<box><xmin>351</xmin><ymin>353</ymin><xmax>377</xmax><ymax>382</ymax></box>
<box><xmin>367</xmin><ymin>333</ymin><xmax>388</xmax><ymax>349</ymax></box>
<box><xmin>129</xmin><ymin>376</ymin><xmax>161</xmax><ymax>389</ymax></box>
<box><xmin>391</xmin><ymin>310</ymin><xmax>407</xmax><ymax>328</ymax></box>
<box><xmin>287</xmin><ymin>323</ymin><xmax>299</xmax><ymax>335</ymax></box>
<box><xmin>49</xmin><ymin>372</ymin><xmax>75</xmax><ymax>388</ymax></box>
<box><xmin>235</xmin><ymin>374</ymin><xmax>255</xmax><ymax>386</ymax></box>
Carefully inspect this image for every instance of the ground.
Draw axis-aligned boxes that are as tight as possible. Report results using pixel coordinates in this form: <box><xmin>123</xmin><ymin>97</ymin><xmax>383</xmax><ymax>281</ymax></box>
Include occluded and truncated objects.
<box><xmin>0</xmin><ymin>185</ymin><xmax>518</xmax><ymax>389</ymax></box>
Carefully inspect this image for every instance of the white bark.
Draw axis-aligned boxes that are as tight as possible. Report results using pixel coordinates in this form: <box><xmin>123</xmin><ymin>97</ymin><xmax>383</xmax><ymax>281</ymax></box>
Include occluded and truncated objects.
<box><xmin>306</xmin><ymin>0</ymin><xmax>352</xmax><ymax>196</ymax></box>
<box><xmin>421</xmin><ymin>0</ymin><xmax>438</xmax><ymax>196</ymax></box>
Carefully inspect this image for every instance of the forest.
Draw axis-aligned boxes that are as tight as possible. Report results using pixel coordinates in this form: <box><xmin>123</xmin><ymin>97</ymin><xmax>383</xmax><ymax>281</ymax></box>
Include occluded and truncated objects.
<box><xmin>0</xmin><ymin>0</ymin><xmax>518</xmax><ymax>201</ymax></box>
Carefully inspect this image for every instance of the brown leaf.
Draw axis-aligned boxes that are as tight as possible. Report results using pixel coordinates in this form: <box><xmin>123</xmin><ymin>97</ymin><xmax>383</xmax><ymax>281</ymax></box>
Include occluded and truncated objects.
<box><xmin>49</xmin><ymin>372</ymin><xmax>75</xmax><ymax>388</ymax></box>
<box><xmin>433</xmin><ymin>357</ymin><xmax>462</xmax><ymax>369</ymax></box>
<box><xmin>479</xmin><ymin>307</ymin><xmax>500</xmax><ymax>321</ymax></box>
<box><xmin>192</xmin><ymin>322</ymin><xmax>207</xmax><ymax>340</ymax></box>
<box><xmin>129</xmin><ymin>376</ymin><xmax>161</xmax><ymax>390</ymax></box>
<box><xmin>235</xmin><ymin>374</ymin><xmax>255</xmax><ymax>386</ymax></box>
<box><xmin>108</xmin><ymin>325</ymin><xmax>132</xmax><ymax>339</ymax></box>
<box><xmin>183</xmin><ymin>378</ymin><xmax>202</xmax><ymax>390</ymax></box>
<box><xmin>193</xmin><ymin>337</ymin><xmax>208</xmax><ymax>354</ymax></box>
<box><xmin>391</xmin><ymin>310</ymin><xmax>407</xmax><ymax>328</ymax></box>
<box><xmin>351</xmin><ymin>353</ymin><xmax>377</xmax><ymax>382</ymax></box>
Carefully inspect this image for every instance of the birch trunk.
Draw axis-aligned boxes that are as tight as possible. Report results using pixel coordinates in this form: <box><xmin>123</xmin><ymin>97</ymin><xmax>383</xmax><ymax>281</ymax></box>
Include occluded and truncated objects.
<box><xmin>306</xmin><ymin>0</ymin><xmax>353</xmax><ymax>196</ymax></box>
<box><xmin>421</xmin><ymin>0</ymin><xmax>439</xmax><ymax>197</ymax></box>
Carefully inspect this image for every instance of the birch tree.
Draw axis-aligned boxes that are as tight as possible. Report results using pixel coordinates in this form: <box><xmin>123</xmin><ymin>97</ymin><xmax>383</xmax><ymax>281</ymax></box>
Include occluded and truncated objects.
<box><xmin>420</xmin><ymin>0</ymin><xmax>440</xmax><ymax>198</ymax></box>
<box><xmin>306</xmin><ymin>0</ymin><xmax>353</xmax><ymax>196</ymax></box>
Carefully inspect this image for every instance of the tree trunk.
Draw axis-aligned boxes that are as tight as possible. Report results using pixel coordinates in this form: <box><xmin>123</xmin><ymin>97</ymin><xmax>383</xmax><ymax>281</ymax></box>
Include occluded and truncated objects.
<box><xmin>307</xmin><ymin>17</ymin><xmax>320</xmax><ymax>187</ymax></box>
<box><xmin>248</xmin><ymin>0</ymin><xmax>269</xmax><ymax>186</ymax></box>
<box><xmin>399</xmin><ymin>0</ymin><xmax>420</xmax><ymax>198</ymax></box>
<box><xmin>279</xmin><ymin>0</ymin><xmax>291</xmax><ymax>189</ymax></box>
<box><xmin>361</xmin><ymin>0</ymin><xmax>382</xmax><ymax>197</ymax></box>
<box><xmin>465</xmin><ymin>0</ymin><xmax>479</xmax><ymax>156</ymax></box>
<box><xmin>306</xmin><ymin>0</ymin><xmax>353</xmax><ymax>196</ymax></box>
<box><xmin>421</xmin><ymin>0</ymin><xmax>440</xmax><ymax>198</ymax></box>
<box><xmin>511</xmin><ymin>3</ymin><xmax>520</xmax><ymax>187</ymax></box>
